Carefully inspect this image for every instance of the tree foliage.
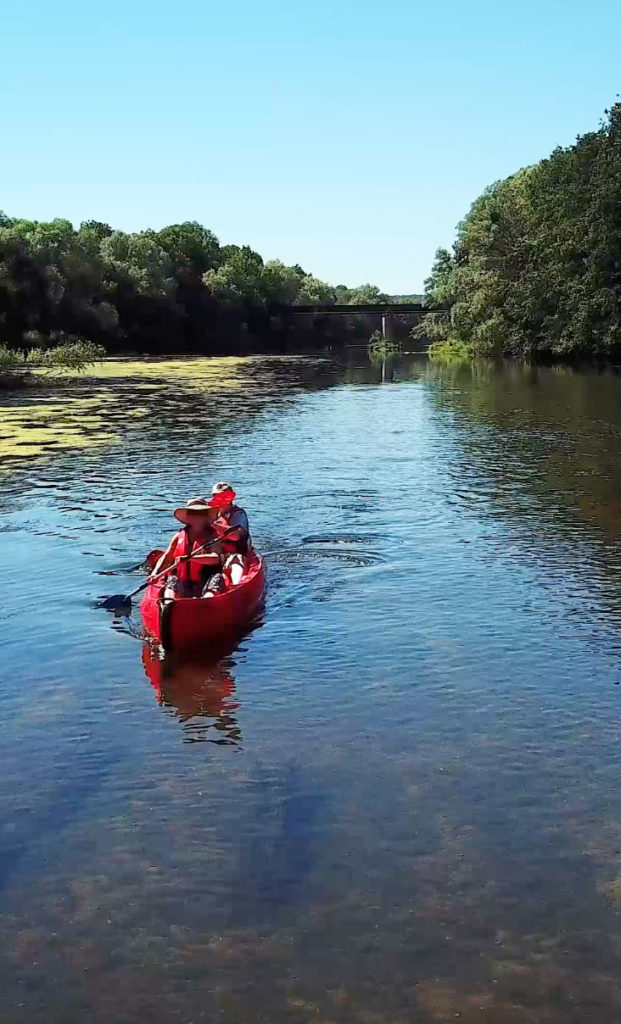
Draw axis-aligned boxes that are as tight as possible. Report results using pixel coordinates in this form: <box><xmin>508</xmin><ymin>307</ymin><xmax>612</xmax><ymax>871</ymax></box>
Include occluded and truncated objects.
<box><xmin>346</xmin><ymin>283</ymin><xmax>390</xmax><ymax>304</ymax></box>
<box><xmin>0</xmin><ymin>214</ymin><xmax>393</xmax><ymax>353</ymax></box>
<box><xmin>417</xmin><ymin>103</ymin><xmax>621</xmax><ymax>358</ymax></box>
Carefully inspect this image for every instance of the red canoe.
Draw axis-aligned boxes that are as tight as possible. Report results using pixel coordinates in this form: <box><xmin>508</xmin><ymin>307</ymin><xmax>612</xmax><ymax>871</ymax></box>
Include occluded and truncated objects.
<box><xmin>140</xmin><ymin>554</ymin><xmax>266</xmax><ymax>650</ymax></box>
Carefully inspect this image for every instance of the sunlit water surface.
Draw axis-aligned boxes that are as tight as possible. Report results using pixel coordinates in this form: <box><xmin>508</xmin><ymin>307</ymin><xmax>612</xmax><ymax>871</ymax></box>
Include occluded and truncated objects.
<box><xmin>2</xmin><ymin>353</ymin><xmax>621</xmax><ymax>1023</ymax></box>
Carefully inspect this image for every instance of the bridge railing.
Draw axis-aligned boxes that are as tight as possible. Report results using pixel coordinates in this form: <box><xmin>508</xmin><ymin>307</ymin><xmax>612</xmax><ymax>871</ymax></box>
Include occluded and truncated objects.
<box><xmin>269</xmin><ymin>302</ymin><xmax>427</xmax><ymax>315</ymax></box>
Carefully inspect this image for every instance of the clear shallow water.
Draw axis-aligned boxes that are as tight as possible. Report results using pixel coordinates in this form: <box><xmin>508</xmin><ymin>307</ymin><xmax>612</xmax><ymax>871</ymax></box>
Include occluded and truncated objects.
<box><xmin>3</xmin><ymin>354</ymin><xmax>621</xmax><ymax>1022</ymax></box>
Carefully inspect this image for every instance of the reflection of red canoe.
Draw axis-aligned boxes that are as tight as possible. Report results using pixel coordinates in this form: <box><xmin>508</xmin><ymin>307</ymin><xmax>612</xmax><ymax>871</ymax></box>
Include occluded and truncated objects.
<box><xmin>141</xmin><ymin>645</ymin><xmax>242</xmax><ymax>744</ymax></box>
<box><xmin>140</xmin><ymin>554</ymin><xmax>266</xmax><ymax>650</ymax></box>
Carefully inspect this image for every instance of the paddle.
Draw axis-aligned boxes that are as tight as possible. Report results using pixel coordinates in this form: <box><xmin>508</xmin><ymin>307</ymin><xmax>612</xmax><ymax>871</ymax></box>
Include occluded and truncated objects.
<box><xmin>100</xmin><ymin>529</ymin><xmax>236</xmax><ymax>612</ymax></box>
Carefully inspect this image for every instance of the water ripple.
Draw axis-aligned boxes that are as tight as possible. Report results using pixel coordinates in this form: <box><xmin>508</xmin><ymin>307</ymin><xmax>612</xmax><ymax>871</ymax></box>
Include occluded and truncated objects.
<box><xmin>2</xmin><ymin>355</ymin><xmax>621</xmax><ymax>1022</ymax></box>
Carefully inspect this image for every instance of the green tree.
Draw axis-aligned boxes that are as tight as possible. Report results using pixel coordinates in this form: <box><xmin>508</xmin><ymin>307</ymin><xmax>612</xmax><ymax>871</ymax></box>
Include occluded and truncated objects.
<box><xmin>423</xmin><ymin>248</ymin><xmax>455</xmax><ymax>307</ymax></box>
<box><xmin>203</xmin><ymin>245</ymin><xmax>265</xmax><ymax>303</ymax></box>
<box><xmin>154</xmin><ymin>222</ymin><xmax>221</xmax><ymax>277</ymax></box>
<box><xmin>77</xmin><ymin>221</ymin><xmax>113</xmax><ymax>257</ymax></box>
<box><xmin>13</xmin><ymin>218</ymin><xmax>75</xmax><ymax>264</ymax></box>
<box><xmin>347</xmin><ymin>283</ymin><xmax>390</xmax><ymax>304</ymax></box>
<box><xmin>0</xmin><ymin>210</ymin><xmax>390</xmax><ymax>355</ymax></box>
<box><xmin>261</xmin><ymin>260</ymin><xmax>305</xmax><ymax>304</ymax></box>
<box><xmin>417</xmin><ymin>102</ymin><xmax>621</xmax><ymax>359</ymax></box>
<box><xmin>296</xmin><ymin>275</ymin><xmax>336</xmax><ymax>304</ymax></box>
<box><xmin>100</xmin><ymin>232</ymin><xmax>175</xmax><ymax>297</ymax></box>
<box><xmin>334</xmin><ymin>284</ymin><xmax>353</xmax><ymax>303</ymax></box>
<box><xmin>0</xmin><ymin>231</ymin><xmax>49</xmax><ymax>343</ymax></box>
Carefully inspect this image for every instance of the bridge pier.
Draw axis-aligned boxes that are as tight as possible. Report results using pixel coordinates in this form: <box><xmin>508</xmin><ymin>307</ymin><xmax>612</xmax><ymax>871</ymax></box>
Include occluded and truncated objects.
<box><xmin>381</xmin><ymin>313</ymin><xmax>395</xmax><ymax>341</ymax></box>
<box><xmin>268</xmin><ymin>301</ymin><xmax>431</xmax><ymax>344</ymax></box>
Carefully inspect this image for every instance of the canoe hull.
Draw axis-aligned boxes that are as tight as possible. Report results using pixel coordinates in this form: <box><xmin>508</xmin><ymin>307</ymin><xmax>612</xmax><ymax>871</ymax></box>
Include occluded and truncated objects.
<box><xmin>140</xmin><ymin>555</ymin><xmax>266</xmax><ymax>650</ymax></box>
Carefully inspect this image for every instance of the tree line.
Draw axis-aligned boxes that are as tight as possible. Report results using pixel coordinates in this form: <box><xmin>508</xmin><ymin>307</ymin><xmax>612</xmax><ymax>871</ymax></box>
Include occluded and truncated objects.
<box><xmin>418</xmin><ymin>102</ymin><xmax>621</xmax><ymax>359</ymax></box>
<box><xmin>0</xmin><ymin>214</ymin><xmax>391</xmax><ymax>354</ymax></box>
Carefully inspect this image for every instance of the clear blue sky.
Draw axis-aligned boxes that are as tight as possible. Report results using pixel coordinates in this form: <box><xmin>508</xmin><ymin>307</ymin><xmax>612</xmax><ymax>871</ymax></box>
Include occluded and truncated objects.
<box><xmin>2</xmin><ymin>0</ymin><xmax>620</xmax><ymax>292</ymax></box>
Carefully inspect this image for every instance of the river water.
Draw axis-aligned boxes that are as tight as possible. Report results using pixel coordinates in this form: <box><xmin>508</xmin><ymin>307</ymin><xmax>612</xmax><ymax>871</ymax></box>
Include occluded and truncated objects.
<box><xmin>2</xmin><ymin>353</ymin><xmax>621</xmax><ymax>1023</ymax></box>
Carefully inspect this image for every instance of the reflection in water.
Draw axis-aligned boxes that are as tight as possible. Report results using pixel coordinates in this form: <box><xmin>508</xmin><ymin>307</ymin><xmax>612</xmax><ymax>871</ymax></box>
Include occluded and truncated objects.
<box><xmin>416</xmin><ymin>359</ymin><xmax>621</xmax><ymax>647</ymax></box>
<box><xmin>0</xmin><ymin>354</ymin><xmax>345</xmax><ymax>473</ymax></box>
<box><xmin>142</xmin><ymin>644</ymin><xmax>242</xmax><ymax>746</ymax></box>
<box><xmin>6</xmin><ymin>354</ymin><xmax>621</xmax><ymax>1022</ymax></box>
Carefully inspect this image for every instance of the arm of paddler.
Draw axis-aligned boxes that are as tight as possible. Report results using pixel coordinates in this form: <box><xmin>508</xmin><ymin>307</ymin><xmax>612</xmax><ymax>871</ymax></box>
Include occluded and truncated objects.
<box><xmin>224</xmin><ymin>527</ymin><xmax>244</xmax><ymax>541</ymax></box>
<box><xmin>222</xmin><ymin>525</ymin><xmax>250</xmax><ymax>554</ymax></box>
<box><xmin>188</xmin><ymin>550</ymin><xmax>221</xmax><ymax>565</ymax></box>
<box><xmin>225</xmin><ymin>509</ymin><xmax>250</xmax><ymax>549</ymax></box>
<box><xmin>215</xmin><ymin>510</ymin><xmax>248</xmax><ymax>546</ymax></box>
<box><xmin>150</xmin><ymin>534</ymin><xmax>179</xmax><ymax>578</ymax></box>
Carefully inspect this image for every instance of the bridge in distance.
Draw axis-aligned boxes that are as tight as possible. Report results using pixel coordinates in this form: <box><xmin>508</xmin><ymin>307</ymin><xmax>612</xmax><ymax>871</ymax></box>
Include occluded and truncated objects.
<box><xmin>271</xmin><ymin>301</ymin><xmax>424</xmax><ymax>315</ymax></box>
<box><xmin>269</xmin><ymin>301</ymin><xmax>444</xmax><ymax>339</ymax></box>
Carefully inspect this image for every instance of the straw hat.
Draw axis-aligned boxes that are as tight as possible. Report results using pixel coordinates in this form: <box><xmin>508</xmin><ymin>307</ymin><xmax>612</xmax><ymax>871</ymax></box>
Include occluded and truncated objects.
<box><xmin>173</xmin><ymin>497</ymin><xmax>214</xmax><ymax>525</ymax></box>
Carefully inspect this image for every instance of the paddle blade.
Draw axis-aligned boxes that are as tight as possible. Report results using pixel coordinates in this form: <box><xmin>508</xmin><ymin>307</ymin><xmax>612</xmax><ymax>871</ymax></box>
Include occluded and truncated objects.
<box><xmin>98</xmin><ymin>593</ymin><xmax>133</xmax><ymax>613</ymax></box>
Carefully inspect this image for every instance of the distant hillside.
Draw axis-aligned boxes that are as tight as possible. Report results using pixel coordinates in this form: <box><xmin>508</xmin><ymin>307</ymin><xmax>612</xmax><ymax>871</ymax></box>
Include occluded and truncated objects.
<box><xmin>389</xmin><ymin>294</ymin><xmax>424</xmax><ymax>303</ymax></box>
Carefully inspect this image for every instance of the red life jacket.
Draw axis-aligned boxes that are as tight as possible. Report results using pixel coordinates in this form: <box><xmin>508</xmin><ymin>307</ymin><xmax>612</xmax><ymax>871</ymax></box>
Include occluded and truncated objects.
<box><xmin>211</xmin><ymin>514</ymin><xmax>237</xmax><ymax>553</ymax></box>
<box><xmin>174</xmin><ymin>528</ymin><xmax>214</xmax><ymax>583</ymax></box>
<box><xmin>212</xmin><ymin>509</ymin><xmax>249</xmax><ymax>553</ymax></box>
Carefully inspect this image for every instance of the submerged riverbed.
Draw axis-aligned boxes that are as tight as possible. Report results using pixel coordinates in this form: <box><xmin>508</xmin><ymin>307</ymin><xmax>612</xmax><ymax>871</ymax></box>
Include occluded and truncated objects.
<box><xmin>3</xmin><ymin>353</ymin><xmax>621</xmax><ymax>1023</ymax></box>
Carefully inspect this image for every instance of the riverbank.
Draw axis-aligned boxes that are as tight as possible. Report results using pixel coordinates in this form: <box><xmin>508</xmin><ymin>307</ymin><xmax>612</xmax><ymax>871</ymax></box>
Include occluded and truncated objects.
<box><xmin>0</xmin><ymin>339</ymin><xmax>106</xmax><ymax>389</ymax></box>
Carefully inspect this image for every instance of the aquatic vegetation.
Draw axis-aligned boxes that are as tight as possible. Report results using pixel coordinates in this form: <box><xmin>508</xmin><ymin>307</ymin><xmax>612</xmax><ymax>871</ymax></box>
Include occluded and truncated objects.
<box><xmin>0</xmin><ymin>356</ymin><xmax>269</xmax><ymax>463</ymax></box>
<box><xmin>0</xmin><ymin>339</ymin><xmax>106</xmax><ymax>388</ymax></box>
<box><xmin>0</xmin><ymin>396</ymin><xmax>118</xmax><ymax>460</ymax></box>
<box><xmin>35</xmin><ymin>340</ymin><xmax>106</xmax><ymax>370</ymax></box>
<box><xmin>68</xmin><ymin>355</ymin><xmax>249</xmax><ymax>389</ymax></box>
<box><xmin>428</xmin><ymin>338</ymin><xmax>475</xmax><ymax>363</ymax></box>
<box><xmin>0</xmin><ymin>346</ymin><xmax>24</xmax><ymax>371</ymax></box>
<box><xmin>368</xmin><ymin>332</ymin><xmax>401</xmax><ymax>363</ymax></box>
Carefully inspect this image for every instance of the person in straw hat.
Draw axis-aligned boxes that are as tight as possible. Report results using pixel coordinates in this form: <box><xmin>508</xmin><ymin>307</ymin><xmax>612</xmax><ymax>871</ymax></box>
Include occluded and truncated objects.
<box><xmin>150</xmin><ymin>497</ymin><xmax>224</xmax><ymax>599</ymax></box>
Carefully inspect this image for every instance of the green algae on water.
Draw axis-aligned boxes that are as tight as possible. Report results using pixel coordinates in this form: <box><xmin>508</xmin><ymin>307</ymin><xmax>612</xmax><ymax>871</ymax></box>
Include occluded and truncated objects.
<box><xmin>0</xmin><ymin>357</ymin><xmax>251</xmax><ymax>465</ymax></box>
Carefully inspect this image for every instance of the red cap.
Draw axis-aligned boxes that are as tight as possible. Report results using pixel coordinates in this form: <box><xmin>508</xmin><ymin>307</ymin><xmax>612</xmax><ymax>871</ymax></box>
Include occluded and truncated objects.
<box><xmin>208</xmin><ymin>489</ymin><xmax>236</xmax><ymax>508</ymax></box>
